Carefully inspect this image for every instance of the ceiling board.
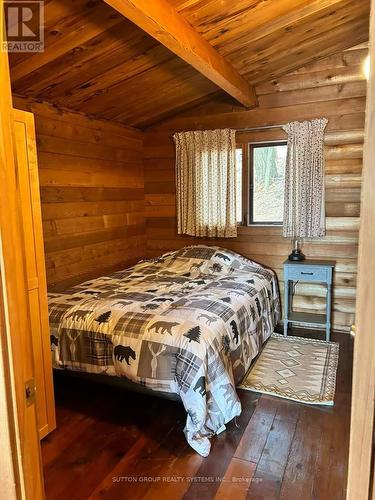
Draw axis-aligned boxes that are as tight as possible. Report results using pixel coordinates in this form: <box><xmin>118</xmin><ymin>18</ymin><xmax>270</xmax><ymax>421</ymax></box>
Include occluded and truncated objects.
<box><xmin>104</xmin><ymin>0</ymin><xmax>257</xmax><ymax>107</ymax></box>
<box><xmin>8</xmin><ymin>0</ymin><xmax>370</xmax><ymax>127</ymax></box>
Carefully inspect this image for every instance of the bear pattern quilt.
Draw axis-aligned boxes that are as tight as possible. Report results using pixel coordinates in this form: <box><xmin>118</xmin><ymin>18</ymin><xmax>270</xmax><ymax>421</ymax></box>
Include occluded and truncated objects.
<box><xmin>48</xmin><ymin>245</ymin><xmax>280</xmax><ymax>456</ymax></box>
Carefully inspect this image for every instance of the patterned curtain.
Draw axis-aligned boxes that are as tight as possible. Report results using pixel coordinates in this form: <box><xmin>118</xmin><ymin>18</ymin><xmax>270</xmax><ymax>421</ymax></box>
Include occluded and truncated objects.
<box><xmin>173</xmin><ymin>129</ymin><xmax>237</xmax><ymax>238</ymax></box>
<box><xmin>282</xmin><ymin>118</ymin><xmax>328</xmax><ymax>238</ymax></box>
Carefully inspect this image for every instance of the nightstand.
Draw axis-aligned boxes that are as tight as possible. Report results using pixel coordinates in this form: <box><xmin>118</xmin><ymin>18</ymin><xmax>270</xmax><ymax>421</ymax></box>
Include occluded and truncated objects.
<box><xmin>283</xmin><ymin>259</ymin><xmax>335</xmax><ymax>341</ymax></box>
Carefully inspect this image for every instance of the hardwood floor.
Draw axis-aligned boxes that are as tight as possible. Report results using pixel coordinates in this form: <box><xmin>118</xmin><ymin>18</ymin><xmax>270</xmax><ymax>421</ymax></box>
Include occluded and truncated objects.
<box><xmin>41</xmin><ymin>329</ymin><xmax>352</xmax><ymax>500</ymax></box>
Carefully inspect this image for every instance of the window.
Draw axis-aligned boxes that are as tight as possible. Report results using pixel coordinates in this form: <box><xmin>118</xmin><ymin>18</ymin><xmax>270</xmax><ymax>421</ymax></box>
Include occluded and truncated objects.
<box><xmin>236</xmin><ymin>141</ymin><xmax>287</xmax><ymax>225</ymax></box>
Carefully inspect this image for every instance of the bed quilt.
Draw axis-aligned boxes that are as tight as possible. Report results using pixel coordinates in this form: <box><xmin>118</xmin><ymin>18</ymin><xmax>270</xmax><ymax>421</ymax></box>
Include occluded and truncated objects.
<box><xmin>48</xmin><ymin>245</ymin><xmax>280</xmax><ymax>456</ymax></box>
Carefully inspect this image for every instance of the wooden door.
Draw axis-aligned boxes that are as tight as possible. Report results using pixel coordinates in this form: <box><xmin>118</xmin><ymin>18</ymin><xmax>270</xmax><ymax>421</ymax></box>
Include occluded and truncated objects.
<box><xmin>347</xmin><ymin>1</ymin><xmax>375</xmax><ymax>499</ymax></box>
<box><xmin>13</xmin><ymin>109</ymin><xmax>56</xmax><ymax>439</ymax></box>
<box><xmin>0</xmin><ymin>2</ymin><xmax>45</xmax><ymax>497</ymax></box>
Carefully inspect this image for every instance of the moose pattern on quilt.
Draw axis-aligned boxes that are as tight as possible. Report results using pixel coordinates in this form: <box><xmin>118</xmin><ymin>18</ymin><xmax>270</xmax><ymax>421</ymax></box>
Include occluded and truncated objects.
<box><xmin>48</xmin><ymin>245</ymin><xmax>280</xmax><ymax>456</ymax></box>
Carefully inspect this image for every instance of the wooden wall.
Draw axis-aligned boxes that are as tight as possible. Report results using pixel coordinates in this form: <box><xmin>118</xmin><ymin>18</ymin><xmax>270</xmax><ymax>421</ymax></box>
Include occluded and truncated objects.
<box><xmin>143</xmin><ymin>45</ymin><xmax>368</xmax><ymax>332</ymax></box>
<box><xmin>13</xmin><ymin>97</ymin><xmax>145</xmax><ymax>291</ymax></box>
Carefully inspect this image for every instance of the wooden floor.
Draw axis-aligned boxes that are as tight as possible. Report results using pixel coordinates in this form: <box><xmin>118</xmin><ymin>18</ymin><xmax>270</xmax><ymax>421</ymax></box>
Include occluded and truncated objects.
<box><xmin>41</xmin><ymin>329</ymin><xmax>353</xmax><ymax>500</ymax></box>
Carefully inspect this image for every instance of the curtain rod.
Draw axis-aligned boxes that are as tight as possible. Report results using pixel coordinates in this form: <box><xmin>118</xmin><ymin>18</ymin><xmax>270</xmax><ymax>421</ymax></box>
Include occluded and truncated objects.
<box><xmin>172</xmin><ymin>124</ymin><xmax>285</xmax><ymax>136</ymax></box>
<box><xmin>236</xmin><ymin>124</ymin><xmax>284</xmax><ymax>132</ymax></box>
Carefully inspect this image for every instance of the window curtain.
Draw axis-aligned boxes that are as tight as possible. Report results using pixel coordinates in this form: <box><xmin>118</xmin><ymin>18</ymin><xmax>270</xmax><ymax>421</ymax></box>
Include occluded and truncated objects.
<box><xmin>282</xmin><ymin>118</ymin><xmax>328</xmax><ymax>239</ymax></box>
<box><xmin>173</xmin><ymin>129</ymin><xmax>237</xmax><ymax>238</ymax></box>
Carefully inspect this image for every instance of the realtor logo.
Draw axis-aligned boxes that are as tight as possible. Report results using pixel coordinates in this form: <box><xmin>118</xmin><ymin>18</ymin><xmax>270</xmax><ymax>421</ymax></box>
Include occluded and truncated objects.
<box><xmin>1</xmin><ymin>1</ymin><xmax>44</xmax><ymax>52</ymax></box>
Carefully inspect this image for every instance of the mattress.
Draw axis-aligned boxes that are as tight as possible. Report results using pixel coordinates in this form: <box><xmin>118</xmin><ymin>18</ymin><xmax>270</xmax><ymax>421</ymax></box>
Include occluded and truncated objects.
<box><xmin>48</xmin><ymin>245</ymin><xmax>280</xmax><ymax>456</ymax></box>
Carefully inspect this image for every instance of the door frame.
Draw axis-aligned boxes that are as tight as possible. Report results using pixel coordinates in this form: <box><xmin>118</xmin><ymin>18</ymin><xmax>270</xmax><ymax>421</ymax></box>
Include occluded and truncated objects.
<box><xmin>0</xmin><ymin>272</ymin><xmax>19</xmax><ymax>500</ymax></box>
<box><xmin>347</xmin><ymin>1</ymin><xmax>375</xmax><ymax>498</ymax></box>
<box><xmin>0</xmin><ymin>1</ymin><xmax>45</xmax><ymax>498</ymax></box>
<box><xmin>1</xmin><ymin>0</ymin><xmax>375</xmax><ymax>498</ymax></box>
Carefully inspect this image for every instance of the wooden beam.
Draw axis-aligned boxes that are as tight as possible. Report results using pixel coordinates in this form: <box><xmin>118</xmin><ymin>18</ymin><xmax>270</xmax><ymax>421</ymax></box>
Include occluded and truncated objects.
<box><xmin>104</xmin><ymin>0</ymin><xmax>257</xmax><ymax>108</ymax></box>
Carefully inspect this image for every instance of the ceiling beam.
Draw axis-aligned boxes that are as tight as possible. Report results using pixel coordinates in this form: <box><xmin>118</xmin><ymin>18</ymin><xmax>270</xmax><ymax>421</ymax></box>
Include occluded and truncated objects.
<box><xmin>104</xmin><ymin>0</ymin><xmax>257</xmax><ymax>108</ymax></box>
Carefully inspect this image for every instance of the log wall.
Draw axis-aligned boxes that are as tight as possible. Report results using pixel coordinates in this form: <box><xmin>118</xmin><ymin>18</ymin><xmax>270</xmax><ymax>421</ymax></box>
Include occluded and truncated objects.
<box><xmin>13</xmin><ymin>97</ymin><xmax>145</xmax><ymax>291</ymax></box>
<box><xmin>143</xmin><ymin>46</ymin><xmax>368</xmax><ymax>331</ymax></box>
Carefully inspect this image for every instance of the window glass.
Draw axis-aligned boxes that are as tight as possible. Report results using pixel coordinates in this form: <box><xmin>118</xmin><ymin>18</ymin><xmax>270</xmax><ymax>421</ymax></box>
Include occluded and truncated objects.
<box><xmin>251</xmin><ymin>143</ymin><xmax>287</xmax><ymax>224</ymax></box>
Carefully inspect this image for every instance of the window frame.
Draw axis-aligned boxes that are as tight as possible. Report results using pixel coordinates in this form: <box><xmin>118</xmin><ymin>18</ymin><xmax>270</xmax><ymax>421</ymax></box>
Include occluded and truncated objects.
<box><xmin>237</xmin><ymin>140</ymin><xmax>287</xmax><ymax>227</ymax></box>
<box><xmin>235</xmin><ymin>143</ymin><xmax>248</xmax><ymax>226</ymax></box>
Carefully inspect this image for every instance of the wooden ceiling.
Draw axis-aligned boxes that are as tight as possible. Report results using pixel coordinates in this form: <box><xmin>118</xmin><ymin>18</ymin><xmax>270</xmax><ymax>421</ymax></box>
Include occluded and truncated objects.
<box><xmin>9</xmin><ymin>0</ymin><xmax>370</xmax><ymax>128</ymax></box>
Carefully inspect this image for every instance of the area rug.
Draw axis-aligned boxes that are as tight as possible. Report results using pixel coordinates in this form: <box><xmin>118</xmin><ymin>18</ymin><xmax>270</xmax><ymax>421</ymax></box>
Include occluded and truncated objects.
<box><xmin>238</xmin><ymin>333</ymin><xmax>339</xmax><ymax>405</ymax></box>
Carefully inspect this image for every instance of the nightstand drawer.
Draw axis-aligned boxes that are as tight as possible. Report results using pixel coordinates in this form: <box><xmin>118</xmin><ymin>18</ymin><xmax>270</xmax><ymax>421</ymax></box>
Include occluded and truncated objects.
<box><xmin>285</xmin><ymin>266</ymin><xmax>328</xmax><ymax>282</ymax></box>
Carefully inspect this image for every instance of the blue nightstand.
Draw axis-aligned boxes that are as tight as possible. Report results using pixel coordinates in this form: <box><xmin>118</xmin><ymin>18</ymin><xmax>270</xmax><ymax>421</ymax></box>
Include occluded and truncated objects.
<box><xmin>283</xmin><ymin>259</ymin><xmax>335</xmax><ymax>341</ymax></box>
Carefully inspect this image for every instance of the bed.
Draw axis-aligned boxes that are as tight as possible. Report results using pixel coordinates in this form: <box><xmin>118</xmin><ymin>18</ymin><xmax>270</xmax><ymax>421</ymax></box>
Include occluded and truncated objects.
<box><xmin>48</xmin><ymin>245</ymin><xmax>280</xmax><ymax>456</ymax></box>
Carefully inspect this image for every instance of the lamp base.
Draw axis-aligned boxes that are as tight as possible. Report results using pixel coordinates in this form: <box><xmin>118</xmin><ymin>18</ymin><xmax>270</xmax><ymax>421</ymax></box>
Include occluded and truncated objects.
<box><xmin>288</xmin><ymin>248</ymin><xmax>305</xmax><ymax>261</ymax></box>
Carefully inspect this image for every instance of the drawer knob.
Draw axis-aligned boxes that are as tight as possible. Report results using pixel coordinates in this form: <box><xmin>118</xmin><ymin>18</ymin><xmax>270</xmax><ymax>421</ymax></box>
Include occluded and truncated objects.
<box><xmin>301</xmin><ymin>272</ymin><xmax>314</xmax><ymax>275</ymax></box>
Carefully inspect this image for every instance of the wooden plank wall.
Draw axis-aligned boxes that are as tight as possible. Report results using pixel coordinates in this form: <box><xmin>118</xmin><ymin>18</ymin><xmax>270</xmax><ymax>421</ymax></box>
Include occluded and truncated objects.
<box><xmin>143</xmin><ymin>46</ymin><xmax>368</xmax><ymax>332</ymax></box>
<box><xmin>13</xmin><ymin>96</ymin><xmax>145</xmax><ymax>291</ymax></box>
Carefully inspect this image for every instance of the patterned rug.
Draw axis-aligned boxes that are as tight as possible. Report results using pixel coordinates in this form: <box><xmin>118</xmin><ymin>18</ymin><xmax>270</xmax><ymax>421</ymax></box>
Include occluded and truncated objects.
<box><xmin>238</xmin><ymin>333</ymin><xmax>339</xmax><ymax>405</ymax></box>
